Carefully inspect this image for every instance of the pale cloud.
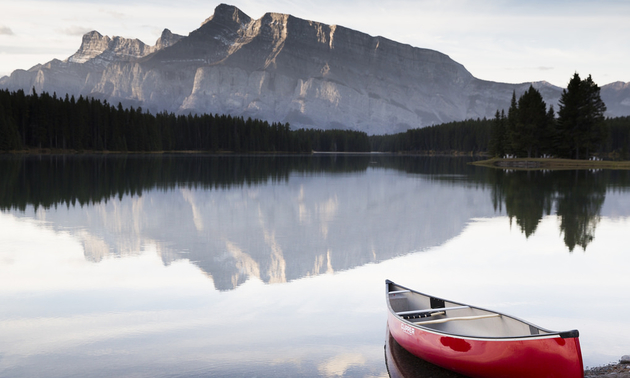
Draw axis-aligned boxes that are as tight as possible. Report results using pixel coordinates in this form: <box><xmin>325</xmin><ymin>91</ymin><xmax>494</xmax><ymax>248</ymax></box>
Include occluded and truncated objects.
<box><xmin>99</xmin><ymin>8</ymin><xmax>126</xmax><ymax>19</ymax></box>
<box><xmin>57</xmin><ymin>25</ymin><xmax>93</xmax><ymax>36</ymax></box>
<box><xmin>0</xmin><ymin>26</ymin><xmax>14</xmax><ymax>35</ymax></box>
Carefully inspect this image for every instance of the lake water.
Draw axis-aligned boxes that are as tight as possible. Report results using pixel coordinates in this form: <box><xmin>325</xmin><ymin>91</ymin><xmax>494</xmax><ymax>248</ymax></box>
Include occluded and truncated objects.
<box><xmin>1</xmin><ymin>154</ymin><xmax>629</xmax><ymax>377</ymax></box>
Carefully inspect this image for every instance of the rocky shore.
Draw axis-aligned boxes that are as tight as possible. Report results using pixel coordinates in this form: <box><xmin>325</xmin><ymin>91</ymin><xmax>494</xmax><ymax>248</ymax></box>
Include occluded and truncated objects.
<box><xmin>586</xmin><ymin>356</ymin><xmax>630</xmax><ymax>377</ymax></box>
<box><xmin>471</xmin><ymin>157</ymin><xmax>630</xmax><ymax>170</ymax></box>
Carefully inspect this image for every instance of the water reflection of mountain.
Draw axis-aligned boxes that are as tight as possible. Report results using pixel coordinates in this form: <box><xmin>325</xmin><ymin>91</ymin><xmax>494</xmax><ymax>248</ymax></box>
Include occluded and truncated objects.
<box><xmin>2</xmin><ymin>155</ymin><xmax>630</xmax><ymax>290</ymax></box>
<box><xmin>0</xmin><ymin>155</ymin><xmax>496</xmax><ymax>290</ymax></box>
<box><xmin>488</xmin><ymin>169</ymin><xmax>630</xmax><ymax>251</ymax></box>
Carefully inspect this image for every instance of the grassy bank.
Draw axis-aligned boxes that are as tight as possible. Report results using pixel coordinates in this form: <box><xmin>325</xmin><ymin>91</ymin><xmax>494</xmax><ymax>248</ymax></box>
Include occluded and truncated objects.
<box><xmin>472</xmin><ymin>157</ymin><xmax>630</xmax><ymax>170</ymax></box>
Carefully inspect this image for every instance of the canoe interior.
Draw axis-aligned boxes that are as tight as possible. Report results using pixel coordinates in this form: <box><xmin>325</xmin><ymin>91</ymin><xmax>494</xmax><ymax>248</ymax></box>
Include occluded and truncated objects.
<box><xmin>387</xmin><ymin>281</ymin><xmax>552</xmax><ymax>338</ymax></box>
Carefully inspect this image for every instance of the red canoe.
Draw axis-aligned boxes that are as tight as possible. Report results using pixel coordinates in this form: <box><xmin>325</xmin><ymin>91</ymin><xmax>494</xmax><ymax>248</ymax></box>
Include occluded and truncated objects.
<box><xmin>386</xmin><ymin>280</ymin><xmax>584</xmax><ymax>378</ymax></box>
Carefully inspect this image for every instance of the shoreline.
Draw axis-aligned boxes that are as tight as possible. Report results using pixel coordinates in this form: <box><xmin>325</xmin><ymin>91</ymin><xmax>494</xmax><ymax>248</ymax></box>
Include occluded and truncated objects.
<box><xmin>472</xmin><ymin>157</ymin><xmax>630</xmax><ymax>170</ymax></box>
<box><xmin>0</xmin><ymin>148</ymin><xmax>311</xmax><ymax>155</ymax></box>
<box><xmin>586</xmin><ymin>362</ymin><xmax>630</xmax><ymax>377</ymax></box>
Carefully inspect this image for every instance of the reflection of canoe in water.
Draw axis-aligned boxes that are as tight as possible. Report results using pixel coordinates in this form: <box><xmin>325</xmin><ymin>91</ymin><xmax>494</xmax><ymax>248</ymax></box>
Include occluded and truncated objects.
<box><xmin>386</xmin><ymin>326</ymin><xmax>467</xmax><ymax>378</ymax></box>
<box><xmin>386</xmin><ymin>280</ymin><xmax>584</xmax><ymax>378</ymax></box>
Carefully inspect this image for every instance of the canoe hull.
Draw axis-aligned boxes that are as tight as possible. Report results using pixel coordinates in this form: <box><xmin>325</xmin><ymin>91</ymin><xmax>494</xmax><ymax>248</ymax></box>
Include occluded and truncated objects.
<box><xmin>386</xmin><ymin>281</ymin><xmax>584</xmax><ymax>378</ymax></box>
<box><xmin>388</xmin><ymin>311</ymin><xmax>583</xmax><ymax>378</ymax></box>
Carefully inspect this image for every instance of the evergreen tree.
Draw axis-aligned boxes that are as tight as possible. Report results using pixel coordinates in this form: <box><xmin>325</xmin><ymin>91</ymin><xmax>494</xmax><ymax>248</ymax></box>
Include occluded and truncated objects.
<box><xmin>581</xmin><ymin>75</ymin><xmax>608</xmax><ymax>157</ymax></box>
<box><xmin>557</xmin><ymin>73</ymin><xmax>607</xmax><ymax>159</ymax></box>
<box><xmin>542</xmin><ymin>105</ymin><xmax>556</xmax><ymax>157</ymax></box>
<box><xmin>489</xmin><ymin>110</ymin><xmax>507</xmax><ymax>157</ymax></box>
<box><xmin>0</xmin><ymin>102</ymin><xmax>22</xmax><ymax>151</ymax></box>
<box><xmin>508</xmin><ymin>86</ymin><xmax>549</xmax><ymax>158</ymax></box>
<box><xmin>506</xmin><ymin>91</ymin><xmax>518</xmax><ymax>156</ymax></box>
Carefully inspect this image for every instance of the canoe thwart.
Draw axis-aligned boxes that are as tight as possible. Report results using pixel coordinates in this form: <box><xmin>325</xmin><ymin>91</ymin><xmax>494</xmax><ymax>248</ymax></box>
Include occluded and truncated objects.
<box><xmin>413</xmin><ymin>313</ymin><xmax>501</xmax><ymax>325</ymax></box>
<box><xmin>388</xmin><ymin>290</ymin><xmax>411</xmax><ymax>295</ymax></box>
<box><xmin>396</xmin><ymin>305</ymin><xmax>469</xmax><ymax>316</ymax></box>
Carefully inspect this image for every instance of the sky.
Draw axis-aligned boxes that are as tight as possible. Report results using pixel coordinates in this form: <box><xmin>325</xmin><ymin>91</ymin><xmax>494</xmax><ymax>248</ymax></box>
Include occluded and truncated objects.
<box><xmin>1</xmin><ymin>0</ymin><xmax>629</xmax><ymax>87</ymax></box>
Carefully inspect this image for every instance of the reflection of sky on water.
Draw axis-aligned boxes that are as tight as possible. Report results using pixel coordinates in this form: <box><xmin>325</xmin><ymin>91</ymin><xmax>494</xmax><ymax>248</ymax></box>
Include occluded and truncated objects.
<box><xmin>2</xmin><ymin>214</ymin><xmax>629</xmax><ymax>376</ymax></box>
<box><xmin>1</xmin><ymin>162</ymin><xmax>630</xmax><ymax>376</ymax></box>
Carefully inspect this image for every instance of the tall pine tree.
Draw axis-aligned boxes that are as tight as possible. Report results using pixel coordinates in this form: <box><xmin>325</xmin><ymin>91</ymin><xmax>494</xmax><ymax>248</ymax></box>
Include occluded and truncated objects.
<box><xmin>508</xmin><ymin>86</ymin><xmax>550</xmax><ymax>158</ymax></box>
<box><xmin>489</xmin><ymin>110</ymin><xmax>507</xmax><ymax>157</ymax></box>
<box><xmin>557</xmin><ymin>73</ymin><xmax>607</xmax><ymax>159</ymax></box>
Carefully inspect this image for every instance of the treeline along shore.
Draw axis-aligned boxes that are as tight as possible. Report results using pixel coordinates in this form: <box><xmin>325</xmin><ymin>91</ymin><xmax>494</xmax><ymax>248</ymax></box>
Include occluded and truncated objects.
<box><xmin>370</xmin><ymin>115</ymin><xmax>630</xmax><ymax>158</ymax></box>
<box><xmin>0</xmin><ymin>89</ymin><xmax>370</xmax><ymax>153</ymax></box>
<box><xmin>373</xmin><ymin>74</ymin><xmax>630</xmax><ymax>160</ymax></box>
<box><xmin>1</xmin><ymin>80</ymin><xmax>630</xmax><ymax>157</ymax></box>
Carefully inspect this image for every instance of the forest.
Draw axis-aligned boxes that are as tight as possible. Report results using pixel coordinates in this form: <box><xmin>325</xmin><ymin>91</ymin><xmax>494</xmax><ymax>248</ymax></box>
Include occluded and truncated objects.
<box><xmin>0</xmin><ymin>89</ymin><xmax>370</xmax><ymax>153</ymax></box>
<box><xmin>368</xmin><ymin>114</ymin><xmax>630</xmax><ymax>158</ymax></box>
<box><xmin>2</xmin><ymin>79</ymin><xmax>630</xmax><ymax>157</ymax></box>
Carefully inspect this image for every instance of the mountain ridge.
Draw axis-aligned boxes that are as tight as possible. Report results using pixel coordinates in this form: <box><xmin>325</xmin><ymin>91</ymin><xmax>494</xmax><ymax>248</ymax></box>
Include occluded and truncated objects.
<box><xmin>1</xmin><ymin>3</ymin><xmax>629</xmax><ymax>134</ymax></box>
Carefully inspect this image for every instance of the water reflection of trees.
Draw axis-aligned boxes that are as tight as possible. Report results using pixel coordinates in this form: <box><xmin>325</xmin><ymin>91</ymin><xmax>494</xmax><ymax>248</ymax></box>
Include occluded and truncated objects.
<box><xmin>0</xmin><ymin>154</ymin><xmax>479</xmax><ymax>212</ymax></box>
<box><xmin>556</xmin><ymin>172</ymin><xmax>606</xmax><ymax>251</ymax></box>
<box><xmin>0</xmin><ymin>154</ymin><xmax>374</xmax><ymax>211</ymax></box>
<box><xmin>489</xmin><ymin>169</ymin><xmax>613</xmax><ymax>251</ymax></box>
<box><xmin>2</xmin><ymin>154</ymin><xmax>629</xmax><ymax>254</ymax></box>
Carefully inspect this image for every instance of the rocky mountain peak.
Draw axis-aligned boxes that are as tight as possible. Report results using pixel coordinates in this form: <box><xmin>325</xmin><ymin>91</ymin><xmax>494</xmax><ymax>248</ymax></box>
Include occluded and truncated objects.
<box><xmin>155</xmin><ymin>28</ymin><xmax>183</xmax><ymax>50</ymax></box>
<box><xmin>67</xmin><ymin>28</ymin><xmax>183</xmax><ymax>67</ymax></box>
<box><xmin>66</xmin><ymin>31</ymin><xmax>110</xmax><ymax>64</ymax></box>
<box><xmin>201</xmin><ymin>4</ymin><xmax>252</xmax><ymax>29</ymax></box>
<box><xmin>67</xmin><ymin>30</ymin><xmax>150</xmax><ymax>66</ymax></box>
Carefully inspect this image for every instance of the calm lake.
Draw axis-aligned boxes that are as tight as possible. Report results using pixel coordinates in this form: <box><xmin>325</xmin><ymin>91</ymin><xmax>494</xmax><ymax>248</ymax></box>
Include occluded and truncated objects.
<box><xmin>1</xmin><ymin>154</ymin><xmax>629</xmax><ymax>377</ymax></box>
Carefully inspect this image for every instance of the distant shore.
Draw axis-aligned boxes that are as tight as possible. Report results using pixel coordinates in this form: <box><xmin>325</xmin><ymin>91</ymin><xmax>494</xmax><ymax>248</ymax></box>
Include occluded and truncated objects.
<box><xmin>472</xmin><ymin>157</ymin><xmax>630</xmax><ymax>170</ymax></box>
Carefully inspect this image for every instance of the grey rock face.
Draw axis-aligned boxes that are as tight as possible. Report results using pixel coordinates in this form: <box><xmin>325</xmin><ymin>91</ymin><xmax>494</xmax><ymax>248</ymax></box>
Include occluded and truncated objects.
<box><xmin>1</xmin><ymin>4</ymin><xmax>629</xmax><ymax>133</ymax></box>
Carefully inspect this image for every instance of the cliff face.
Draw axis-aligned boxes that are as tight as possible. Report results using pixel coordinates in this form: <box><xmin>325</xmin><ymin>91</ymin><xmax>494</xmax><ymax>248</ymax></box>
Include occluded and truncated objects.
<box><xmin>1</xmin><ymin>3</ymin><xmax>629</xmax><ymax>133</ymax></box>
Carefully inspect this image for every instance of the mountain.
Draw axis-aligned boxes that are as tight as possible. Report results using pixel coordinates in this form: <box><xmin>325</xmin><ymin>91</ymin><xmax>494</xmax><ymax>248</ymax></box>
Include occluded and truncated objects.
<box><xmin>1</xmin><ymin>4</ymin><xmax>629</xmax><ymax>134</ymax></box>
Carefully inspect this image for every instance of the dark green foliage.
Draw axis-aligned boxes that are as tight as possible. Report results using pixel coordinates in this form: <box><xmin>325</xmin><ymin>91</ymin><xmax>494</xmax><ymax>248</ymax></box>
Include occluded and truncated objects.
<box><xmin>515</xmin><ymin>86</ymin><xmax>552</xmax><ymax>157</ymax></box>
<box><xmin>2</xmin><ymin>85</ymin><xmax>629</xmax><ymax>156</ymax></box>
<box><xmin>0</xmin><ymin>89</ymin><xmax>369</xmax><ymax>153</ymax></box>
<box><xmin>370</xmin><ymin>103</ymin><xmax>629</xmax><ymax>157</ymax></box>
<box><xmin>488</xmin><ymin>75</ymin><xmax>614</xmax><ymax>159</ymax></box>
<box><xmin>556</xmin><ymin>73</ymin><xmax>607</xmax><ymax>159</ymax></box>
<box><xmin>505</xmin><ymin>91</ymin><xmax>519</xmax><ymax>156</ymax></box>
<box><xmin>498</xmin><ymin>87</ymin><xmax>553</xmax><ymax>158</ymax></box>
<box><xmin>603</xmin><ymin>116</ymin><xmax>630</xmax><ymax>158</ymax></box>
<box><xmin>370</xmin><ymin>118</ymin><xmax>492</xmax><ymax>153</ymax></box>
<box><xmin>0</xmin><ymin>103</ymin><xmax>22</xmax><ymax>151</ymax></box>
<box><xmin>489</xmin><ymin>110</ymin><xmax>507</xmax><ymax>157</ymax></box>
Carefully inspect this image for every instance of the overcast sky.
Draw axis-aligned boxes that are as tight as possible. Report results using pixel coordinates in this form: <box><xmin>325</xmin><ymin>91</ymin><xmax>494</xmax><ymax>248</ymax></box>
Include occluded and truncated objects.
<box><xmin>1</xmin><ymin>0</ymin><xmax>629</xmax><ymax>87</ymax></box>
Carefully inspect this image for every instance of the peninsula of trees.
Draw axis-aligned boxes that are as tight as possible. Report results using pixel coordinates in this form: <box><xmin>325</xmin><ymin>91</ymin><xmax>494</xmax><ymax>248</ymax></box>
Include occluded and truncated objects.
<box><xmin>372</xmin><ymin>74</ymin><xmax>630</xmax><ymax>159</ymax></box>
<box><xmin>489</xmin><ymin>73</ymin><xmax>607</xmax><ymax>159</ymax></box>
